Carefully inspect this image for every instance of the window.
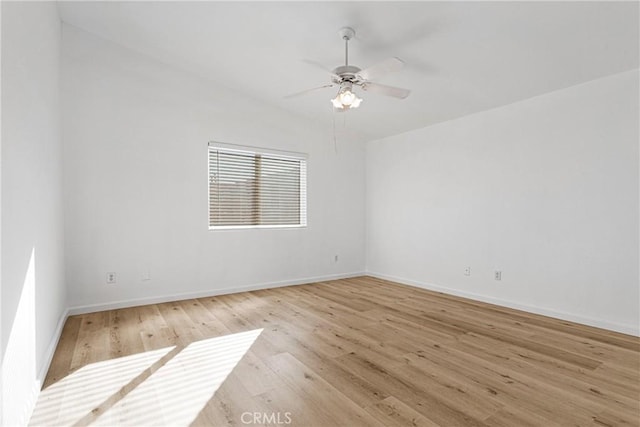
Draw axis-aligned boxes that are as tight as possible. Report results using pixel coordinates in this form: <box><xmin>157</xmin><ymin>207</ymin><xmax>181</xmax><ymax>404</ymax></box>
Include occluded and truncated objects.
<box><xmin>208</xmin><ymin>143</ymin><xmax>307</xmax><ymax>229</ymax></box>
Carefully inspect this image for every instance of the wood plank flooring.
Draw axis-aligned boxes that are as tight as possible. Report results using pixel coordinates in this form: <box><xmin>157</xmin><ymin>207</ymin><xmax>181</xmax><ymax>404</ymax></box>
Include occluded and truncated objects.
<box><xmin>30</xmin><ymin>276</ymin><xmax>640</xmax><ymax>426</ymax></box>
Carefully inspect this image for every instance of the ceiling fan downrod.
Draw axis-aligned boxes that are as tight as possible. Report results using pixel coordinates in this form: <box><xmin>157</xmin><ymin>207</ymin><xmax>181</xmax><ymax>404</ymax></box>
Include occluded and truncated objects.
<box><xmin>339</xmin><ymin>27</ymin><xmax>355</xmax><ymax>67</ymax></box>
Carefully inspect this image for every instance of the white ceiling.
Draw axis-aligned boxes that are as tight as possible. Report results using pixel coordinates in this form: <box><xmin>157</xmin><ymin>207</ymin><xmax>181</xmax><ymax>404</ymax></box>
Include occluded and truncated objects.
<box><xmin>58</xmin><ymin>1</ymin><xmax>639</xmax><ymax>141</ymax></box>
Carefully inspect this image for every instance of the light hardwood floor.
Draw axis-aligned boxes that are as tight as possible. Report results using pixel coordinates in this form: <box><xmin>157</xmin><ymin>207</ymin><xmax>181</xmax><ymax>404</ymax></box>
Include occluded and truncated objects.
<box><xmin>30</xmin><ymin>276</ymin><xmax>639</xmax><ymax>426</ymax></box>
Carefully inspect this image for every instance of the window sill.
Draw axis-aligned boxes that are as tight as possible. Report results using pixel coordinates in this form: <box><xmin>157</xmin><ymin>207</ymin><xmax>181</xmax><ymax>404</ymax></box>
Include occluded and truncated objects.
<box><xmin>208</xmin><ymin>224</ymin><xmax>307</xmax><ymax>231</ymax></box>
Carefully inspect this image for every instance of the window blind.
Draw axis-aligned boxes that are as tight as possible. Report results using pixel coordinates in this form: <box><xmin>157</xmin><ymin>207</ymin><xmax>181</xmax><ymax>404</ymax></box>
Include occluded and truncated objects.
<box><xmin>208</xmin><ymin>145</ymin><xmax>307</xmax><ymax>228</ymax></box>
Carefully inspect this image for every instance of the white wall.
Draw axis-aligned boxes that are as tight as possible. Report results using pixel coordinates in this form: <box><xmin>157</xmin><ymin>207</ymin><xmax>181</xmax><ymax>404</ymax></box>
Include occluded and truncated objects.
<box><xmin>1</xmin><ymin>2</ymin><xmax>66</xmax><ymax>425</ymax></box>
<box><xmin>62</xmin><ymin>25</ymin><xmax>365</xmax><ymax>310</ymax></box>
<box><xmin>366</xmin><ymin>70</ymin><xmax>639</xmax><ymax>335</ymax></box>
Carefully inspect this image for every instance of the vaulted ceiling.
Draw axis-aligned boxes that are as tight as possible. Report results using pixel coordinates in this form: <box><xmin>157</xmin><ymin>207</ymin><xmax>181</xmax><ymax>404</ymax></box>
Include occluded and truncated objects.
<box><xmin>58</xmin><ymin>1</ymin><xmax>639</xmax><ymax>141</ymax></box>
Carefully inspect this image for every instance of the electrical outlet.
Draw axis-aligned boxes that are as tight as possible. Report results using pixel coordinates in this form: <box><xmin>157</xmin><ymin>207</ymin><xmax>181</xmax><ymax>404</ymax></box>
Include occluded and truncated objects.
<box><xmin>464</xmin><ymin>267</ymin><xmax>471</xmax><ymax>276</ymax></box>
<box><xmin>495</xmin><ymin>270</ymin><xmax>502</xmax><ymax>281</ymax></box>
<box><xmin>106</xmin><ymin>272</ymin><xmax>116</xmax><ymax>284</ymax></box>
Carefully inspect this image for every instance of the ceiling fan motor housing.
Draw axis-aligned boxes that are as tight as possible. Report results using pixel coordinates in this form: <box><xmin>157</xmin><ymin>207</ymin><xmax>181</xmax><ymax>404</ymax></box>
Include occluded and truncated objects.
<box><xmin>331</xmin><ymin>65</ymin><xmax>362</xmax><ymax>84</ymax></box>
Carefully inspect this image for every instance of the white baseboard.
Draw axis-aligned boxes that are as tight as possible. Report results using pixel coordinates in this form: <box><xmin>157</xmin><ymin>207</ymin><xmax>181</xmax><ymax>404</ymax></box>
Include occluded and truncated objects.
<box><xmin>367</xmin><ymin>271</ymin><xmax>640</xmax><ymax>337</ymax></box>
<box><xmin>38</xmin><ymin>308</ymin><xmax>70</xmax><ymax>383</ymax></box>
<box><xmin>68</xmin><ymin>271</ymin><xmax>366</xmax><ymax>315</ymax></box>
<box><xmin>15</xmin><ymin>307</ymin><xmax>69</xmax><ymax>427</ymax></box>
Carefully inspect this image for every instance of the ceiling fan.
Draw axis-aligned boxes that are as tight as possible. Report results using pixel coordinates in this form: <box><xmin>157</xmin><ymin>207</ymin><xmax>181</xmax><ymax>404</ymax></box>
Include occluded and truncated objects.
<box><xmin>285</xmin><ymin>27</ymin><xmax>411</xmax><ymax>111</ymax></box>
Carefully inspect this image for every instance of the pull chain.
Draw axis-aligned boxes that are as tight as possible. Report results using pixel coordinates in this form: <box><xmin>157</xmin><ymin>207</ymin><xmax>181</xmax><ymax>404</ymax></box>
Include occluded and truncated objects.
<box><xmin>332</xmin><ymin>108</ymin><xmax>338</xmax><ymax>154</ymax></box>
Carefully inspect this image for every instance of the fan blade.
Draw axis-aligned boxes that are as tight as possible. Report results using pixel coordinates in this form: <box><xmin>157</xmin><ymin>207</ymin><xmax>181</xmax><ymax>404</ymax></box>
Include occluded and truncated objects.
<box><xmin>284</xmin><ymin>84</ymin><xmax>335</xmax><ymax>99</ymax></box>
<box><xmin>357</xmin><ymin>57</ymin><xmax>405</xmax><ymax>81</ymax></box>
<box><xmin>361</xmin><ymin>82</ymin><xmax>410</xmax><ymax>99</ymax></box>
<box><xmin>302</xmin><ymin>59</ymin><xmax>332</xmax><ymax>73</ymax></box>
<box><xmin>302</xmin><ymin>59</ymin><xmax>341</xmax><ymax>81</ymax></box>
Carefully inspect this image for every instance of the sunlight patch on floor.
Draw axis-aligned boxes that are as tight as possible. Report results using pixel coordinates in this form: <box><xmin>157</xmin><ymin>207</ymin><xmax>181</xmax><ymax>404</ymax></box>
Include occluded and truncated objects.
<box><xmin>92</xmin><ymin>329</ymin><xmax>263</xmax><ymax>426</ymax></box>
<box><xmin>30</xmin><ymin>346</ymin><xmax>175</xmax><ymax>426</ymax></box>
<box><xmin>29</xmin><ymin>328</ymin><xmax>263</xmax><ymax>426</ymax></box>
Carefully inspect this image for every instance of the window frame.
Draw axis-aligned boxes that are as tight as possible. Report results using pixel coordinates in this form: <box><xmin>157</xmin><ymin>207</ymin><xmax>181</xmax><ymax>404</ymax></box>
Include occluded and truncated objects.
<box><xmin>207</xmin><ymin>142</ymin><xmax>308</xmax><ymax>231</ymax></box>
